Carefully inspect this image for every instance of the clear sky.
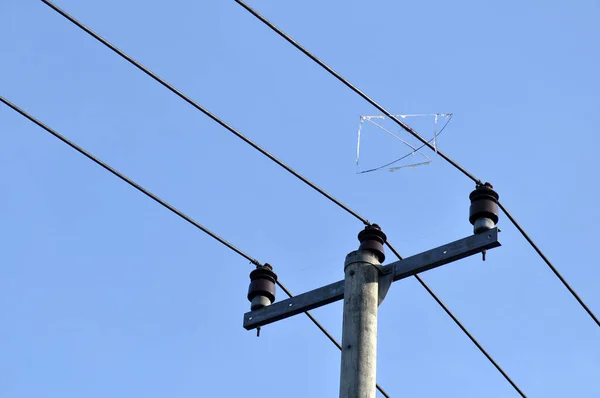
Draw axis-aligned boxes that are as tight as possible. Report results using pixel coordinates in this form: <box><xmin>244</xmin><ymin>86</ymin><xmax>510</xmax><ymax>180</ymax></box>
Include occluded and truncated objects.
<box><xmin>1</xmin><ymin>1</ymin><xmax>598</xmax><ymax>397</ymax></box>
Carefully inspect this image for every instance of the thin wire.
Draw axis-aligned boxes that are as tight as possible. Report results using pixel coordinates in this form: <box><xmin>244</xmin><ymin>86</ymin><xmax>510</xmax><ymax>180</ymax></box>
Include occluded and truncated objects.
<box><xmin>38</xmin><ymin>3</ymin><xmax>524</xmax><ymax>395</ymax></box>
<box><xmin>234</xmin><ymin>0</ymin><xmax>600</xmax><ymax>329</ymax></box>
<box><xmin>498</xmin><ymin>202</ymin><xmax>600</xmax><ymax>327</ymax></box>
<box><xmin>234</xmin><ymin>0</ymin><xmax>482</xmax><ymax>186</ymax></box>
<box><xmin>0</xmin><ymin>95</ymin><xmax>260</xmax><ymax>266</ymax></box>
<box><xmin>1</xmin><ymin>94</ymin><xmax>391</xmax><ymax>397</ymax></box>
<box><xmin>358</xmin><ymin>114</ymin><xmax>452</xmax><ymax>175</ymax></box>
<box><xmin>363</xmin><ymin>113</ymin><xmax>452</xmax><ymax>118</ymax></box>
<box><xmin>385</xmin><ymin>241</ymin><xmax>527</xmax><ymax>397</ymax></box>
<box><xmin>39</xmin><ymin>0</ymin><xmax>369</xmax><ymax>227</ymax></box>
<box><xmin>364</xmin><ymin>117</ymin><xmax>426</xmax><ymax>154</ymax></box>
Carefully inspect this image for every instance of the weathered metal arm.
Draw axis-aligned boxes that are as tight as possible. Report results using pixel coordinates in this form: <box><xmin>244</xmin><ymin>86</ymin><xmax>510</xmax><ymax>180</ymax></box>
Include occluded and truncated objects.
<box><xmin>244</xmin><ymin>228</ymin><xmax>500</xmax><ymax>330</ymax></box>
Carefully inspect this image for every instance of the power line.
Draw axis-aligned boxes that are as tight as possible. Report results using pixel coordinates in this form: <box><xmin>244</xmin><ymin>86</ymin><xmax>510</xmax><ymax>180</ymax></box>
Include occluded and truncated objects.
<box><xmin>385</xmin><ymin>241</ymin><xmax>527</xmax><ymax>397</ymax></box>
<box><xmin>0</xmin><ymin>95</ymin><xmax>392</xmax><ymax>397</ymax></box>
<box><xmin>38</xmin><ymin>2</ymin><xmax>524</xmax><ymax>395</ymax></box>
<box><xmin>499</xmin><ymin>202</ymin><xmax>600</xmax><ymax>327</ymax></box>
<box><xmin>39</xmin><ymin>0</ymin><xmax>369</xmax><ymax>227</ymax></box>
<box><xmin>234</xmin><ymin>0</ymin><xmax>481</xmax><ymax>186</ymax></box>
<box><xmin>234</xmin><ymin>0</ymin><xmax>600</xmax><ymax>330</ymax></box>
<box><xmin>0</xmin><ymin>95</ymin><xmax>258</xmax><ymax>266</ymax></box>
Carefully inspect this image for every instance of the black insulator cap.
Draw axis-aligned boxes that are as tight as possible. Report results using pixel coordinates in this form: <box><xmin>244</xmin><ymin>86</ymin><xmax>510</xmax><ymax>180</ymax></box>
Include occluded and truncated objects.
<box><xmin>469</xmin><ymin>182</ymin><xmax>500</xmax><ymax>225</ymax></box>
<box><xmin>358</xmin><ymin>224</ymin><xmax>387</xmax><ymax>263</ymax></box>
<box><xmin>247</xmin><ymin>264</ymin><xmax>277</xmax><ymax>305</ymax></box>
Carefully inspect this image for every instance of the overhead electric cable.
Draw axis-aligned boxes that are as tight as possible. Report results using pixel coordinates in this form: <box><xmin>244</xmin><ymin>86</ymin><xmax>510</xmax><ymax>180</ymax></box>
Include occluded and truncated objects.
<box><xmin>499</xmin><ymin>202</ymin><xmax>600</xmax><ymax>326</ymax></box>
<box><xmin>38</xmin><ymin>2</ymin><xmax>525</xmax><ymax>394</ymax></box>
<box><xmin>413</xmin><ymin>277</ymin><xmax>525</xmax><ymax>396</ymax></box>
<box><xmin>40</xmin><ymin>0</ymin><xmax>369</xmax><ymax>227</ymax></box>
<box><xmin>234</xmin><ymin>0</ymin><xmax>600</xmax><ymax>329</ymax></box>
<box><xmin>0</xmin><ymin>95</ymin><xmax>392</xmax><ymax>397</ymax></box>
<box><xmin>0</xmin><ymin>95</ymin><xmax>258</xmax><ymax>266</ymax></box>
<box><xmin>234</xmin><ymin>0</ymin><xmax>480</xmax><ymax>185</ymax></box>
<box><xmin>386</xmin><ymin>239</ymin><xmax>527</xmax><ymax>398</ymax></box>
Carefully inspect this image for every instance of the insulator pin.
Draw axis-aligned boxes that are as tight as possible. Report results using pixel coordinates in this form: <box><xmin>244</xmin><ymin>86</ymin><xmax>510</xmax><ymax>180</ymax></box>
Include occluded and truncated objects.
<box><xmin>469</xmin><ymin>183</ymin><xmax>499</xmax><ymax>234</ymax></box>
<box><xmin>357</xmin><ymin>224</ymin><xmax>387</xmax><ymax>263</ymax></box>
<box><xmin>247</xmin><ymin>264</ymin><xmax>277</xmax><ymax>311</ymax></box>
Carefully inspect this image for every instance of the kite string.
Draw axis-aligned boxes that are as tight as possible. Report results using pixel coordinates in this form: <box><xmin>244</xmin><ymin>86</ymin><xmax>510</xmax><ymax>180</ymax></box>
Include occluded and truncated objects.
<box><xmin>357</xmin><ymin>114</ymin><xmax>453</xmax><ymax>175</ymax></box>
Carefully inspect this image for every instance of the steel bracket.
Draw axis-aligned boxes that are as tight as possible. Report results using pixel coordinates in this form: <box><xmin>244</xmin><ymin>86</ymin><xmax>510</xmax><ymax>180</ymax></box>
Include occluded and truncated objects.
<box><xmin>378</xmin><ymin>271</ymin><xmax>393</xmax><ymax>305</ymax></box>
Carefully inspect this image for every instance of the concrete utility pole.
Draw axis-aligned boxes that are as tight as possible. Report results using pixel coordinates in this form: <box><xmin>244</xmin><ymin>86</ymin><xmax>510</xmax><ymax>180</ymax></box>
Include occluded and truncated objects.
<box><xmin>244</xmin><ymin>184</ymin><xmax>501</xmax><ymax>398</ymax></box>
<box><xmin>339</xmin><ymin>249</ymin><xmax>381</xmax><ymax>398</ymax></box>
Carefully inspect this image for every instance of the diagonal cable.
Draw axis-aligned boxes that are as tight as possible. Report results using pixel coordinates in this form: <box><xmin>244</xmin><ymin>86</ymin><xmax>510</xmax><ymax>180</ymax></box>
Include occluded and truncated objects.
<box><xmin>0</xmin><ymin>95</ymin><xmax>259</xmax><ymax>266</ymax></box>
<box><xmin>234</xmin><ymin>0</ymin><xmax>600</xmax><ymax>330</ymax></box>
<box><xmin>0</xmin><ymin>95</ymin><xmax>391</xmax><ymax>398</ymax></box>
<box><xmin>234</xmin><ymin>0</ymin><xmax>481</xmax><ymax>186</ymax></box>
<box><xmin>39</xmin><ymin>0</ymin><xmax>368</xmax><ymax>227</ymax></box>
<box><xmin>38</xmin><ymin>2</ymin><xmax>524</xmax><ymax>395</ymax></box>
<box><xmin>499</xmin><ymin>202</ymin><xmax>600</xmax><ymax>326</ymax></box>
<box><xmin>385</xmin><ymin>241</ymin><xmax>526</xmax><ymax>397</ymax></box>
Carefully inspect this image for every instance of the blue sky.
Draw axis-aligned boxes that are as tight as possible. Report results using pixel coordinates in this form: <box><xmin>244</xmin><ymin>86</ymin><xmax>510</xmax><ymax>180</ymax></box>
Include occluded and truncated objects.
<box><xmin>1</xmin><ymin>0</ymin><xmax>598</xmax><ymax>397</ymax></box>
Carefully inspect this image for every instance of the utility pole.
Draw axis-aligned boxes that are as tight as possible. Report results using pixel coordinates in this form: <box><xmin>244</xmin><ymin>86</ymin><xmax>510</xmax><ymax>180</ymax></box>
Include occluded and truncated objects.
<box><xmin>339</xmin><ymin>248</ymin><xmax>381</xmax><ymax>398</ymax></box>
<box><xmin>244</xmin><ymin>184</ymin><xmax>501</xmax><ymax>398</ymax></box>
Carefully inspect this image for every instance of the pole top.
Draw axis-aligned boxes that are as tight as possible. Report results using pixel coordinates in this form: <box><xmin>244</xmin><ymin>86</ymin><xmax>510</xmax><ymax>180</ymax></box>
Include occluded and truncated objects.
<box><xmin>344</xmin><ymin>250</ymin><xmax>381</xmax><ymax>271</ymax></box>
